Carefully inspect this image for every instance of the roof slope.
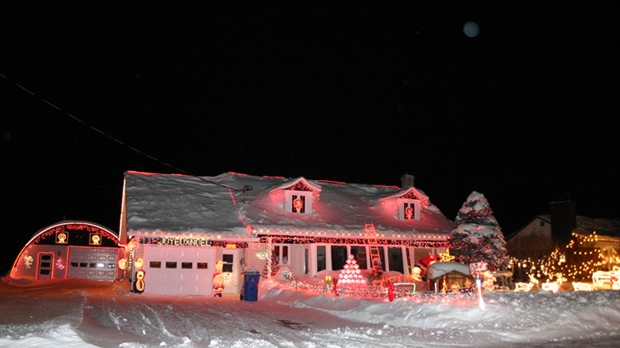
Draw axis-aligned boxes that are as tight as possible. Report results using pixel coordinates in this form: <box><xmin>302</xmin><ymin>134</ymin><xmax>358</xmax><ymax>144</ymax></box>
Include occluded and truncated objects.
<box><xmin>574</xmin><ymin>216</ymin><xmax>620</xmax><ymax>237</ymax></box>
<box><xmin>507</xmin><ymin>214</ymin><xmax>620</xmax><ymax>240</ymax></box>
<box><xmin>124</xmin><ymin>171</ymin><xmax>454</xmax><ymax>237</ymax></box>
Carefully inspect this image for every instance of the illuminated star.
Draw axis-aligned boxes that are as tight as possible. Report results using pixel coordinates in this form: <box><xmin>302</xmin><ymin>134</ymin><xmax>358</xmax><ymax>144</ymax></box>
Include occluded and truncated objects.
<box><xmin>439</xmin><ymin>249</ymin><xmax>455</xmax><ymax>262</ymax></box>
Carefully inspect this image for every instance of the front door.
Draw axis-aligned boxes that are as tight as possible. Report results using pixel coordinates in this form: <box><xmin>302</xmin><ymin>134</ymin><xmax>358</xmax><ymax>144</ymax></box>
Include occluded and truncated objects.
<box><xmin>221</xmin><ymin>248</ymin><xmax>242</xmax><ymax>294</ymax></box>
<box><xmin>37</xmin><ymin>253</ymin><xmax>54</xmax><ymax>280</ymax></box>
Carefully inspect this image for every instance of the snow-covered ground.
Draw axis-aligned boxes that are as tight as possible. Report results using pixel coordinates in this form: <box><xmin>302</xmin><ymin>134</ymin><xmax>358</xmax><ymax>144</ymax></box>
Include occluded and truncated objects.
<box><xmin>1</xmin><ymin>276</ymin><xmax>619</xmax><ymax>348</ymax></box>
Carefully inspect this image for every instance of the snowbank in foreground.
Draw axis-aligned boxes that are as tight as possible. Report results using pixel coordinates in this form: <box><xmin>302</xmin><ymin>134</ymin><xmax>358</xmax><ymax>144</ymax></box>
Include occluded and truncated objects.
<box><xmin>1</xmin><ymin>277</ymin><xmax>619</xmax><ymax>347</ymax></box>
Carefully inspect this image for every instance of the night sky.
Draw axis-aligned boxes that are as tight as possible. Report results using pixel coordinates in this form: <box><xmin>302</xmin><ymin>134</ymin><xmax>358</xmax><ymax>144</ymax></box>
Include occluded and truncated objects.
<box><xmin>2</xmin><ymin>2</ymin><xmax>619</xmax><ymax>274</ymax></box>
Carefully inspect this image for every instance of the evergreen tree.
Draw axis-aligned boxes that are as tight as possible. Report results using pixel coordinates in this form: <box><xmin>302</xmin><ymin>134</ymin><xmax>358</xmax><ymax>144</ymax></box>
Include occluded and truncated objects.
<box><xmin>448</xmin><ymin>191</ymin><xmax>510</xmax><ymax>271</ymax></box>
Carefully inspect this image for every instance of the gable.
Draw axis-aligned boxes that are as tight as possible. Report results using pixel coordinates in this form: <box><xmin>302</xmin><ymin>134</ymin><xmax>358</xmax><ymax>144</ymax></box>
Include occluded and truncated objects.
<box><xmin>380</xmin><ymin>187</ymin><xmax>429</xmax><ymax>207</ymax></box>
<box><xmin>269</xmin><ymin>177</ymin><xmax>322</xmax><ymax>201</ymax></box>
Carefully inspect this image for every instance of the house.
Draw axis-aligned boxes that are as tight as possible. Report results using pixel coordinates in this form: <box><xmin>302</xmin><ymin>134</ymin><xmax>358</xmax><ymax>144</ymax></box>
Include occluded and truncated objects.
<box><xmin>506</xmin><ymin>200</ymin><xmax>620</xmax><ymax>280</ymax></box>
<box><xmin>9</xmin><ymin>220</ymin><xmax>122</xmax><ymax>282</ymax></box>
<box><xmin>119</xmin><ymin>171</ymin><xmax>455</xmax><ymax>296</ymax></box>
<box><xmin>505</xmin><ymin>215</ymin><xmax>554</xmax><ymax>259</ymax></box>
<box><xmin>507</xmin><ymin>201</ymin><xmax>620</xmax><ymax>258</ymax></box>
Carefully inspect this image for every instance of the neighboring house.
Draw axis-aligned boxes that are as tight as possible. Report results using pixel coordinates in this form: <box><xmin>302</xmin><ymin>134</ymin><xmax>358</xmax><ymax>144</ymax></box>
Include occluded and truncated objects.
<box><xmin>507</xmin><ymin>201</ymin><xmax>620</xmax><ymax>269</ymax></box>
<box><xmin>119</xmin><ymin>171</ymin><xmax>455</xmax><ymax>296</ymax></box>
<box><xmin>506</xmin><ymin>215</ymin><xmax>554</xmax><ymax>259</ymax></box>
<box><xmin>10</xmin><ymin>221</ymin><xmax>122</xmax><ymax>282</ymax></box>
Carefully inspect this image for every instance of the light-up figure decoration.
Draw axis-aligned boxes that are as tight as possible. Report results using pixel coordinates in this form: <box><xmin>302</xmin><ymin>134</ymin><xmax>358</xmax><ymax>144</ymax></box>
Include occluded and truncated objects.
<box><xmin>293</xmin><ymin>197</ymin><xmax>304</xmax><ymax>213</ymax></box>
<box><xmin>134</xmin><ymin>257</ymin><xmax>144</xmax><ymax>269</ymax></box>
<box><xmin>24</xmin><ymin>255</ymin><xmax>33</xmax><ymax>269</ymax></box>
<box><xmin>56</xmin><ymin>257</ymin><xmax>65</xmax><ymax>270</ymax></box>
<box><xmin>213</xmin><ymin>261</ymin><xmax>225</xmax><ymax>297</ymax></box>
<box><xmin>134</xmin><ymin>270</ymin><xmax>145</xmax><ymax>293</ymax></box>
<box><xmin>118</xmin><ymin>258</ymin><xmax>128</xmax><ymax>270</ymax></box>
<box><xmin>412</xmin><ymin>266</ymin><xmax>422</xmax><ymax>281</ymax></box>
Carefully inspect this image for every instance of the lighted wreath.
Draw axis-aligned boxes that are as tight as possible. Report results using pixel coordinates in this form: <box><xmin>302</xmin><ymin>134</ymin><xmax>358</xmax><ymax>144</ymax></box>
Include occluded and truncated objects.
<box><xmin>91</xmin><ymin>234</ymin><xmax>101</xmax><ymax>245</ymax></box>
<box><xmin>405</xmin><ymin>206</ymin><xmax>414</xmax><ymax>219</ymax></box>
<box><xmin>293</xmin><ymin>197</ymin><xmax>304</xmax><ymax>212</ymax></box>
<box><xmin>57</xmin><ymin>232</ymin><xmax>67</xmax><ymax>244</ymax></box>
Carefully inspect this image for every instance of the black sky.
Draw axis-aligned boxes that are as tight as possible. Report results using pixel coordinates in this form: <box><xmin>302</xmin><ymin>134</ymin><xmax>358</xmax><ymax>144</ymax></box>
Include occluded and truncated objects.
<box><xmin>2</xmin><ymin>1</ymin><xmax>619</xmax><ymax>274</ymax></box>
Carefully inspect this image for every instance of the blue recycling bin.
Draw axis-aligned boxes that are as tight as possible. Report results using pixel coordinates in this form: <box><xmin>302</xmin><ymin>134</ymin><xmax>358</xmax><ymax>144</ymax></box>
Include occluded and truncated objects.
<box><xmin>243</xmin><ymin>270</ymin><xmax>260</xmax><ymax>302</ymax></box>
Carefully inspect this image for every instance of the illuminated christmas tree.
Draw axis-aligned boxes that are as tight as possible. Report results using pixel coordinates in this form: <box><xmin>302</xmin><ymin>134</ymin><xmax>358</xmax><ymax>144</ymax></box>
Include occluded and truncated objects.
<box><xmin>339</xmin><ymin>254</ymin><xmax>365</xmax><ymax>284</ymax></box>
<box><xmin>448</xmin><ymin>191</ymin><xmax>509</xmax><ymax>271</ymax></box>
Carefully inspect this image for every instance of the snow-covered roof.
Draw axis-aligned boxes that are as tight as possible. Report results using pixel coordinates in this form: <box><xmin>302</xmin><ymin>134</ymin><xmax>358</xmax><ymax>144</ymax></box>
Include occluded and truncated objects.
<box><xmin>426</xmin><ymin>262</ymin><xmax>472</xmax><ymax>280</ymax></box>
<box><xmin>573</xmin><ymin>216</ymin><xmax>620</xmax><ymax>237</ymax></box>
<box><xmin>380</xmin><ymin>187</ymin><xmax>430</xmax><ymax>207</ymax></box>
<box><xmin>507</xmin><ymin>214</ymin><xmax>620</xmax><ymax>240</ymax></box>
<box><xmin>123</xmin><ymin>171</ymin><xmax>454</xmax><ymax>238</ymax></box>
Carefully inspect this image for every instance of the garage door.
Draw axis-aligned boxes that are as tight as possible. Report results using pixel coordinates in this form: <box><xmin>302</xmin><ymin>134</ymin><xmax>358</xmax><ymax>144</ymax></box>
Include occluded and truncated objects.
<box><xmin>67</xmin><ymin>246</ymin><xmax>119</xmax><ymax>282</ymax></box>
<box><xmin>143</xmin><ymin>245</ymin><xmax>215</xmax><ymax>296</ymax></box>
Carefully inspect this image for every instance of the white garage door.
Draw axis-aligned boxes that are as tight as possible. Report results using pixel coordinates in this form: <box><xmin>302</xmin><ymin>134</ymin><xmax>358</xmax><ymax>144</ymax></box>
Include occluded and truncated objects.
<box><xmin>67</xmin><ymin>247</ymin><xmax>119</xmax><ymax>282</ymax></box>
<box><xmin>143</xmin><ymin>245</ymin><xmax>215</xmax><ymax>296</ymax></box>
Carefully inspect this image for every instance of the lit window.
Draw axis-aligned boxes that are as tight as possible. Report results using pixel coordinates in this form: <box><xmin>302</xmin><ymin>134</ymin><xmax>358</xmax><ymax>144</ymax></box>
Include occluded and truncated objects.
<box><xmin>285</xmin><ymin>191</ymin><xmax>313</xmax><ymax>214</ymax></box>
<box><xmin>399</xmin><ymin>199</ymin><xmax>420</xmax><ymax>220</ymax></box>
<box><xmin>273</xmin><ymin>244</ymin><xmax>290</xmax><ymax>265</ymax></box>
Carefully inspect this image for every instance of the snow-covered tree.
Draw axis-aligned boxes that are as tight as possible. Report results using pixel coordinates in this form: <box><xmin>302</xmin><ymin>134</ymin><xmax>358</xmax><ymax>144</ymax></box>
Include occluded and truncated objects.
<box><xmin>448</xmin><ymin>191</ymin><xmax>510</xmax><ymax>271</ymax></box>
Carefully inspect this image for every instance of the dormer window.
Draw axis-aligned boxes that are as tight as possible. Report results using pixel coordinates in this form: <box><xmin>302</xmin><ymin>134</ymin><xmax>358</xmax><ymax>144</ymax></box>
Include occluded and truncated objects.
<box><xmin>271</xmin><ymin>177</ymin><xmax>321</xmax><ymax>215</ymax></box>
<box><xmin>285</xmin><ymin>191</ymin><xmax>313</xmax><ymax>214</ymax></box>
<box><xmin>399</xmin><ymin>199</ymin><xmax>420</xmax><ymax>220</ymax></box>
<box><xmin>381</xmin><ymin>186</ymin><xmax>429</xmax><ymax>221</ymax></box>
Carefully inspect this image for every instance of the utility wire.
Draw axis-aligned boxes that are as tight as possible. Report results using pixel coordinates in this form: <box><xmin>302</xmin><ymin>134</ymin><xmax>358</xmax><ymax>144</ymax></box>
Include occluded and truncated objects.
<box><xmin>1</xmin><ymin>73</ymin><xmax>251</xmax><ymax>192</ymax></box>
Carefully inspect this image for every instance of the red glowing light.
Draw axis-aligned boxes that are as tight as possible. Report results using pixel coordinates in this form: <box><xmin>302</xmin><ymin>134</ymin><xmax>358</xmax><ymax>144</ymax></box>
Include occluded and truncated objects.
<box><xmin>293</xmin><ymin>197</ymin><xmax>304</xmax><ymax>212</ymax></box>
<box><xmin>405</xmin><ymin>206</ymin><xmax>414</xmax><ymax>219</ymax></box>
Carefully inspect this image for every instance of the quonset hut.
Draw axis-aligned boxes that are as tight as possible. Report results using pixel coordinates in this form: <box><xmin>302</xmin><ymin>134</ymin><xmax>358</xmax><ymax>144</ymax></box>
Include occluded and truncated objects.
<box><xmin>10</xmin><ymin>220</ymin><xmax>122</xmax><ymax>282</ymax></box>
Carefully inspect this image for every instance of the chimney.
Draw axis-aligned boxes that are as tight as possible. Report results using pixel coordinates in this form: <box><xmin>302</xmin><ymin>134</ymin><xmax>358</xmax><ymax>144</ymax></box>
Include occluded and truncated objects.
<box><xmin>401</xmin><ymin>173</ymin><xmax>414</xmax><ymax>189</ymax></box>
<box><xmin>550</xmin><ymin>200</ymin><xmax>577</xmax><ymax>244</ymax></box>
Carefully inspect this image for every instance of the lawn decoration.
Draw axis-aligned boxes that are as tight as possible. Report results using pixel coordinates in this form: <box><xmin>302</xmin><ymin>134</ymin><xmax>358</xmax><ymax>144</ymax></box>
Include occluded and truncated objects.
<box><xmin>572</xmin><ymin>282</ymin><xmax>595</xmax><ymax>291</ymax></box>
<box><xmin>514</xmin><ymin>274</ymin><xmax>539</xmax><ymax>292</ymax></box>
<box><xmin>213</xmin><ymin>260</ymin><xmax>224</xmax><ymax>297</ymax></box>
<box><xmin>592</xmin><ymin>266</ymin><xmax>620</xmax><ymax>288</ymax></box>
<box><xmin>541</xmin><ymin>273</ymin><xmax>565</xmax><ymax>293</ymax></box>
<box><xmin>469</xmin><ymin>261</ymin><xmax>488</xmax><ymax>310</ymax></box>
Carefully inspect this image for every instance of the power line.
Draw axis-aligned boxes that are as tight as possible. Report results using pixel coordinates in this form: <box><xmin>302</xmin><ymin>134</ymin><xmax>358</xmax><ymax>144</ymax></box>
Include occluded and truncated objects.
<box><xmin>1</xmin><ymin>73</ymin><xmax>251</xmax><ymax>192</ymax></box>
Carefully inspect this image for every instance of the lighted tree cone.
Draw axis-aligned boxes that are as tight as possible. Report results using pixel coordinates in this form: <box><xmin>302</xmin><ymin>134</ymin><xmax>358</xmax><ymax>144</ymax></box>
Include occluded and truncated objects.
<box><xmin>339</xmin><ymin>255</ymin><xmax>365</xmax><ymax>285</ymax></box>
